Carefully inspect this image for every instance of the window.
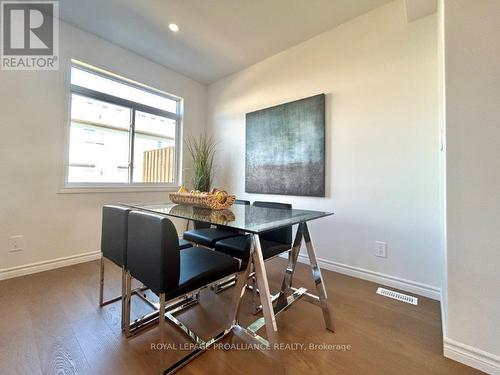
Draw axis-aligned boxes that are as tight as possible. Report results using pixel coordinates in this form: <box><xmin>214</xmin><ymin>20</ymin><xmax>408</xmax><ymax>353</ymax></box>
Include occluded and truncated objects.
<box><xmin>64</xmin><ymin>61</ymin><xmax>182</xmax><ymax>190</ymax></box>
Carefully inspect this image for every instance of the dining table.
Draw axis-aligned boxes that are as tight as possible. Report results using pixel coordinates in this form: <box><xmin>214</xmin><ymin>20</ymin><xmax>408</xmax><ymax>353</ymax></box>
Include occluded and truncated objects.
<box><xmin>123</xmin><ymin>201</ymin><xmax>335</xmax><ymax>348</ymax></box>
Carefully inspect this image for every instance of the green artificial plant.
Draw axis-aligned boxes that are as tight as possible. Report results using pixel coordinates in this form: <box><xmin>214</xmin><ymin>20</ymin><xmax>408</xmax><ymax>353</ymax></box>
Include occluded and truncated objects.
<box><xmin>185</xmin><ymin>132</ymin><xmax>217</xmax><ymax>192</ymax></box>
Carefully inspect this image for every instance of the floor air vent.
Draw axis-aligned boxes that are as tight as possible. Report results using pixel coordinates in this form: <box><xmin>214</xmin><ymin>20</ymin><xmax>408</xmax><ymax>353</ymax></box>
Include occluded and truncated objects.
<box><xmin>376</xmin><ymin>287</ymin><xmax>418</xmax><ymax>305</ymax></box>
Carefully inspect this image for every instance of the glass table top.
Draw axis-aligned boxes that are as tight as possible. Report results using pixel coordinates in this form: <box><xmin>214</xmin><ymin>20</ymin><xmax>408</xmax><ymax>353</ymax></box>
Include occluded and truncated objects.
<box><xmin>122</xmin><ymin>202</ymin><xmax>333</xmax><ymax>234</ymax></box>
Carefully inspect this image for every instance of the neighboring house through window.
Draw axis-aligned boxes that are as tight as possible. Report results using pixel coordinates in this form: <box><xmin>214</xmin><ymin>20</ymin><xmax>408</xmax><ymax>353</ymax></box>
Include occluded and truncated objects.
<box><xmin>65</xmin><ymin>60</ymin><xmax>182</xmax><ymax>190</ymax></box>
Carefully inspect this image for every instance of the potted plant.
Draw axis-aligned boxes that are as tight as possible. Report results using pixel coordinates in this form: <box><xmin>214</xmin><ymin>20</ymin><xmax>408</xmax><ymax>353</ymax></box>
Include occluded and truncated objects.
<box><xmin>185</xmin><ymin>132</ymin><xmax>217</xmax><ymax>192</ymax></box>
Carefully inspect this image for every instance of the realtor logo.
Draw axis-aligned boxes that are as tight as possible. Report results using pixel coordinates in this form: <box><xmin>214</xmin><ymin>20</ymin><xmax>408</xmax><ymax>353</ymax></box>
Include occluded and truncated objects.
<box><xmin>1</xmin><ymin>1</ymin><xmax>59</xmax><ymax>70</ymax></box>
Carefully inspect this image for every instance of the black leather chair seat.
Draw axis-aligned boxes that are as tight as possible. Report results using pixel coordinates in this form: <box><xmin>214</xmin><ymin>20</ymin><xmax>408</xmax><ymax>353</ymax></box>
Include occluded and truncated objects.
<box><xmin>166</xmin><ymin>247</ymin><xmax>239</xmax><ymax>299</ymax></box>
<box><xmin>178</xmin><ymin>239</ymin><xmax>192</xmax><ymax>250</ymax></box>
<box><xmin>183</xmin><ymin>228</ymin><xmax>238</xmax><ymax>248</ymax></box>
<box><xmin>215</xmin><ymin>235</ymin><xmax>291</xmax><ymax>263</ymax></box>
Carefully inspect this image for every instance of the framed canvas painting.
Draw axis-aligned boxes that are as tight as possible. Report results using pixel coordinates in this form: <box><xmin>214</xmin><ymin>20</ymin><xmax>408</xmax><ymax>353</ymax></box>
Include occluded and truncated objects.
<box><xmin>245</xmin><ymin>94</ymin><xmax>325</xmax><ymax>197</ymax></box>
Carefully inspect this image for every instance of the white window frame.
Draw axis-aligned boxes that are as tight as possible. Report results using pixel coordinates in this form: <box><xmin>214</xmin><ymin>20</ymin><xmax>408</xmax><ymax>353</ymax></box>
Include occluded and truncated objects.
<box><xmin>60</xmin><ymin>60</ymin><xmax>183</xmax><ymax>193</ymax></box>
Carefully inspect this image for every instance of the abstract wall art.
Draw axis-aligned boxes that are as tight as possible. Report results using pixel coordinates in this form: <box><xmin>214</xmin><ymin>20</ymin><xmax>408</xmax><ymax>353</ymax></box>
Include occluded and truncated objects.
<box><xmin>245</xmin><ymin>94</ymin><xmax>325</xmax><ymax>197</ymax></box>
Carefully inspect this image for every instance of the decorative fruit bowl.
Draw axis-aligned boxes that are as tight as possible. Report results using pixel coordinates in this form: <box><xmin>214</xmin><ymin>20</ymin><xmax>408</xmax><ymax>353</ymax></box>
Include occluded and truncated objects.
<box><xmin>169</xmin><ymin>187</ymin><xmax>236</xmax><ymax>210</ymax></box>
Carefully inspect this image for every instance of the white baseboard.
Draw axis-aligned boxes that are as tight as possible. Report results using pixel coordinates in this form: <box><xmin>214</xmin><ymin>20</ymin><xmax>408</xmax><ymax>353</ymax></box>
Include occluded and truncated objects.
<box><xmin>293</xmin><ymin>253</ymin><xmax>441</xmax><ymax>300</ymax></box>
<box><xmin>444</xmin><ymin>337</ymin><xmax>500</xmax><ymax>374</ymax></box>
<box><xmin>0</xmin><ymin>251</ymin><xmax>101</xmax><ymax>281</ymax></box>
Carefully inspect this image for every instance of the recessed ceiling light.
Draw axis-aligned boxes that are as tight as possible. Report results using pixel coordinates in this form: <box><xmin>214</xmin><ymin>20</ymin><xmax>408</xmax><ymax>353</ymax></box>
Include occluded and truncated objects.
<box><xmin>168</xmin><ymin>23</ymin><xmax>179</xmax><ymax>32</ymax></box>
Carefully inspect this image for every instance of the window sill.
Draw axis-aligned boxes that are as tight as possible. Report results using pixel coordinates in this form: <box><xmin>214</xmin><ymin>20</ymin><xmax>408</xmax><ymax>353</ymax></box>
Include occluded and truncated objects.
<box><xmin>57</xmin><ymin>185</ymin><xmax>180</xmax><ymax>194</ymax></box>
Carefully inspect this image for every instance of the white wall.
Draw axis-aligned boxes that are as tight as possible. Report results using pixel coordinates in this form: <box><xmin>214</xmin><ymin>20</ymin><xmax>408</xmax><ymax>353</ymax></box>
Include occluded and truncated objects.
<box><xmin>442</xmin><ymin>0</ymin><xmax>500</xmax><ymax>372</ymax></box>
<box><xmin>437</xmin><ymin>0</ymin><xmax>448</xmax><ymax>335</ymax></box>
<box><xmin>207</xmin><ymin>0</ymin><xmax>442</xmax><ymax>296</ymax></box>
<box><xmin>0</xmin><ymin>21</ymin><xmax>207</xmax><ymax>272</ymax></box>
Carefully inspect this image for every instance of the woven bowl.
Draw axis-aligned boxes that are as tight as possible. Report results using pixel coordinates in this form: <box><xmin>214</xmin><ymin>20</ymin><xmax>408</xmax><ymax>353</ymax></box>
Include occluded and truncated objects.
<box><xmin>169</xmin><ymin>192</ymin><xmax>236</xmax><ymax>210</ymax></box>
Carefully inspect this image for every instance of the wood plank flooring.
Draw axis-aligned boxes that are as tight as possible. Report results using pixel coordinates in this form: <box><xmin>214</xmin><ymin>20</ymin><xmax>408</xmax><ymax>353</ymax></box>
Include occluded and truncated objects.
<box><xmin>0</xmin><ymin>257</ymin><xmax>483</xmax><ymax>375</ymax></box>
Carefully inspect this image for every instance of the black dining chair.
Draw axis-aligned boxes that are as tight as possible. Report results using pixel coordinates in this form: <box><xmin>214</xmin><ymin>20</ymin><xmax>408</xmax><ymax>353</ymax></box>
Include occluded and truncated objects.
<box><xmin>213</xmin><ymin>201</ymin><xmax>293</xmax><ymax>312</ymax></box>
<box><xmin>182</xmin><ymin>199</ymin><xmax>250</xmax><ymax>248</ymax></box>
<box><xmin>99</xmin><ymin>205</ymin><xmax>131</xmax><ymax>330</ymax></box>
<box><xmin>100</xmin><ymin>205</ymin><xmax>192</xmax><ymax>330</ymax></box>
<box><xmin>124</xmin><ymin>210</ymin><xmax>240</xmax><ymax>344</ymax></box>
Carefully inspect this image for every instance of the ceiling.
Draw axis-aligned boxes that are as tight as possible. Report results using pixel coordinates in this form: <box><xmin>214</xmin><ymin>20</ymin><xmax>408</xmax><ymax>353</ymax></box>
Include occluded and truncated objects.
<box><xmin>59</xmin><ymin>0</ymin><xmax>393</xmax><ymax>84</ymax></box>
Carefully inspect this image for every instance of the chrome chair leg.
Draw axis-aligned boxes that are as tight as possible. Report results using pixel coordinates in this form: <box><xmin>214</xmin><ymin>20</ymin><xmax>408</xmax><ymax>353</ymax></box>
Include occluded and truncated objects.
<box><xmin>125</xmin><ymin>276</ymin><xmax>246</xmax><ymax>373</ymax></box>
<box><xmin>159</xmin><ymin>293</ymin><xmax>166</xmax><ymax>334</ymax></box>
<box><xmin>100</xmin><ymin>258</ymin><xmax>155</xmax><ymax>332</ymax></box>
<box><xmin>121</xmin><ymin>266</ymin><xmax>126</xmax><ymax>330</ymax></box>
<box><xmin>124</xmin><ymin>271</ymin><xmax>132</xmax><ymax>337</ymax></box>
<box><xmin>99</xmin><ymin>257</ymin><xmax>128</xmax><ymax>331</ymax></box>
<box><xmin>99</xmin><ymin>256</ymin><xmax>105</xmax><ymax>306</ymax></box>
<box><xmin>124</xmin><ymin>280</ymin><xmax>221</xmax><ymax>338</ymax></box>
<box><xmin>99</xmin><ymin>257</ymin><xmax>127</xmax><ymax>307</ymax></box>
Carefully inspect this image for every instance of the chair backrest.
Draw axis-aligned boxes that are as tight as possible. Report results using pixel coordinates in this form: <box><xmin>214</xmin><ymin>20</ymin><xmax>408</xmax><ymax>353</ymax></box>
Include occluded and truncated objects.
<box><xmin>101</xmin><ymin>205</ymin><xmax>131</xmax><ymax>267</ymax></box>
<box><xmin>127</xmin><ymin>211</ymin><xmax>180</xmax><ymax>294</ymax></box>
<box><xmin>252</xmin><ymin>201</ymin><xmax>292</xmax><ymax>245</ymax></box>
<box><xmin>235</xmin><ymin>199</ymin><xmax>250</xmax><ymax>205</ymax></box>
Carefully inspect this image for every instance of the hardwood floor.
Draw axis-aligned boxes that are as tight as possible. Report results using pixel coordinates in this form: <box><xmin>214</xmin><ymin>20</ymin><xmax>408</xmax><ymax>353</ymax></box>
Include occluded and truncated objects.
<box><xmin>0</xmin><ymin>257</ymin><xmax>482</xmax><ymax>375</ymax></box>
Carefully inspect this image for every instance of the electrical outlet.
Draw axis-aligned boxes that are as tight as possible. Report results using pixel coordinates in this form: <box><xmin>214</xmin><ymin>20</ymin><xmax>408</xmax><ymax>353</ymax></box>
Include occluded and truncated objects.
<box><xmin>9</xmin><ymin>235</ymin><xmax>24</xmax><ymax>253</ymax></box>
<box><xmin>375</xmin><ymin>241</ymin><xmax>387</xmax><ymax>258</ymax></box>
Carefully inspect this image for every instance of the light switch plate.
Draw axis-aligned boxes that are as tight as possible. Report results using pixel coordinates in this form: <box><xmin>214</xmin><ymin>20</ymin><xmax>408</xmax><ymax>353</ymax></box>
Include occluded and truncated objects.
<box><xmin>9</xmin><ymin>235</ymin><xmax>24</xmax><ymax>252</ymax></box>
<box><xmin>375</xmin><ymin>241</ymin><xmax>387</xmax><ymax>258</ymax></box>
